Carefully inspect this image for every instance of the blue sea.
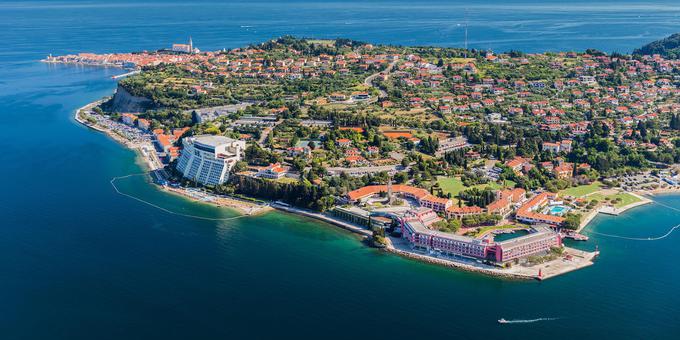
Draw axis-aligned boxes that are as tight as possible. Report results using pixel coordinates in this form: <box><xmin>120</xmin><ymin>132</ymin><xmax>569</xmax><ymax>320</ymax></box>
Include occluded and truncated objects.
<box><xmin>2</xmin><ymin>1</ymin><xmax>680</xmax><ymax>338</ymax></box>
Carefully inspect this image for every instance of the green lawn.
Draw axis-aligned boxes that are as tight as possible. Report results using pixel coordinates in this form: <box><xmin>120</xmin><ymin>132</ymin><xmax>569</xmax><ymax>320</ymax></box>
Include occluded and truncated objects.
<box><xmin>610</xmin><ymin>193</ymin><xmax>642</xmax><ymax>208</ymax></box>
<box><xmin>437</xmin><ymin>177</ymin><xmax>466</xmax><ymax>196</ymax></box>
<box><xmin>587</xmin><ymin>192</ymin><xmax>641</xmax><ymax>208</ymax></box>
<box><xmin>559</xmin><ymin>182</ymin><xmax>603</xmax><ymax>198</ymax></box>
<box><xmin>436</xmin><ymin>176</ymin><xmax>515</xmax><ymax>197</ymax></box>
<box><xmin>307</xmin><ymin>39</ymin><xmax>336</xmax><ymax>46</ymax></box>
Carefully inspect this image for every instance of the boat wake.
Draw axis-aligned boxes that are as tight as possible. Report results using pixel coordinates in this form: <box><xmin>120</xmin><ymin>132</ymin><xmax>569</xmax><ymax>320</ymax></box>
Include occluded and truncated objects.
<box><xmin>499</xmin><ymin>317</ymin><xmax>558</xmax><ymax>324</ymax></box>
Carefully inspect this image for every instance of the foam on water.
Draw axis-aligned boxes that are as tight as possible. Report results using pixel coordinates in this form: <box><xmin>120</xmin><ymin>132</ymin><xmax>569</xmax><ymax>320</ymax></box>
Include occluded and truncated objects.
<box><xmin>501</xmin><ymin>317</ymin><xmax>559</xmax><ymax>324</ymax></box>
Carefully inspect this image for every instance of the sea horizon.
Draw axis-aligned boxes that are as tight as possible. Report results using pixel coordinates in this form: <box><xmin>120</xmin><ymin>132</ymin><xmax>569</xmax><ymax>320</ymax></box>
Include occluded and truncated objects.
<box><xmin>2</xmin><ymin>1</ymin><xmax>680</xmax><ymax>338</ymax></box>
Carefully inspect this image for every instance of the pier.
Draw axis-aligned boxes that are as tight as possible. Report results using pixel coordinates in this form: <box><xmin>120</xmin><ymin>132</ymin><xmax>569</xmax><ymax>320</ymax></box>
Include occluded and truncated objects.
<box><xmin>112</xmin><ymin>70</ymin><xmax>141</xmax><ymax>79</ymax></box>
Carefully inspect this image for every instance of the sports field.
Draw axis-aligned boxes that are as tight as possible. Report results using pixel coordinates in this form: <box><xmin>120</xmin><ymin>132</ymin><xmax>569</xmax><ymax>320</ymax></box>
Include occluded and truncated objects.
<box><xmin>436</xmin><ymin>176</ymin><xmax>515</xmax><ymax>196</ymax></box>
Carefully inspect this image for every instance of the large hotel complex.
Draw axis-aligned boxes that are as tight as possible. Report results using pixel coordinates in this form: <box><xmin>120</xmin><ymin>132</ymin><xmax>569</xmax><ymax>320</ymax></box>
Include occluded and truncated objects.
<box><xmin>401</xmin><ymin>209</ymin><xmax>561</xmax><ymax>264</ymax></box>
<box><xmin>171</xmin><ymin>136</ymin><xmax>564</xmax><ymax>265</ymax></box>
<box><xmin>337</xmin><ymin>183</ymin><xmax>565</xmax><ymax>265</ymax></box>
<box><xmin>176</xmin><ymin>135</ymin><xmax>246</xmax><ymax>186</ymax></box>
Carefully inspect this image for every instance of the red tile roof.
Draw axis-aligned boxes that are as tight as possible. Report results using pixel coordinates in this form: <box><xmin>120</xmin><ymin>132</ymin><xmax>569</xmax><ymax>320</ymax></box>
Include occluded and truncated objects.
<box><xmin>516</xmin><ymin>192</ymin><xmax>565</xmax><ymax>224</ymax></box>
<box><xmin>347</xmin><ymin>184</ymin><xmax>431</xmax><ymax>202</ymax></box>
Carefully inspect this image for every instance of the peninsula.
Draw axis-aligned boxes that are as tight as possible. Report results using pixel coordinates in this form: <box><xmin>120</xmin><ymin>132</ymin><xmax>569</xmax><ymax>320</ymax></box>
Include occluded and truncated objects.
<box><xmin>53</xmin><ymin>36</ymin><xmax>680</xmax><ymax>280</ymax></box>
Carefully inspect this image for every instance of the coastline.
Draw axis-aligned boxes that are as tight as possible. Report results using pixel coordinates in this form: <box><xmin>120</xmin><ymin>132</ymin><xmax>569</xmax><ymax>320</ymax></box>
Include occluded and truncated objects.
<box><xmin>270</xmin><ymin>203</ymin><xmax>597</xmax><ymax>280</ymax></box>
<box><xmin>597</xmin><ymin>192</ymin><xmax>652</xmax><ymax>216</ymax></box>
<box><xmin>636</xmin><ymin>187</ymin><xmax>680</xmax><ymax>196</ymax></box>
<box><xmin>577</xmin><ymin>190</ymin><xmax>653</xmax><ymax>232</ymax></box>
<box><xmin>160</xmin><ymin>185</ymin><xmax>270</xmax><ymax>216</ymax></box>
<box><xmin>75</xmin><ymin>98</ymin><xmax>599</xmax><ymax>281</ymax></box>
<box><xmin>385</xmin><ymin>237</ymin><xmax>597</xmax><ymax>281</ymax></box>
<box><xmin>74</xmin><ymin>97</ymin><xmax>677</xmax><ymax>281</ymax></box>
<box><xmin>271</xmin><ymin>203</ymin><xmax>372</xmax><ymax>237</ymax></box>
<box><xmin>74</xmin><ymin>99</ymin><xmax>271</xmax><ymax>216</ymax></box>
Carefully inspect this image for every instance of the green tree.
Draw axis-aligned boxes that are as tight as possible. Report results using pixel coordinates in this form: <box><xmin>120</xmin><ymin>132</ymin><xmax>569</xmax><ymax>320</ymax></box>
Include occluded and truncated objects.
<box><xmin>563</xmin><ymin>213</ymin><xmax>582</xmax><ymax>230</ymax></box>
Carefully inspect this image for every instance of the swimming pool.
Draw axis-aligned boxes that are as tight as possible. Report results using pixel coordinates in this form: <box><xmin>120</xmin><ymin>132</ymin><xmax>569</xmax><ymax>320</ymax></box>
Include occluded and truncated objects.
<box><xmin>548</xmin><ymin>205</ymin><xmax>570</xmax><ymax>215</ymax></box>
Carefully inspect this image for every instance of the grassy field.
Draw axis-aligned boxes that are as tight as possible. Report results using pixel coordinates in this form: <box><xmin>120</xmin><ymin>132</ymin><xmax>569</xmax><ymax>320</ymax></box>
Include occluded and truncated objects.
<box><xmin>436</xmin><ymin>176</ymin><xmax>516</xmax><ymax>196</ymax></box>
<box><xmin>447</xmin><ymin>57</ymin><xmax>476</xmax><ymax>64</ymax></box>
<box><xmin>587</xmin><ymin>192</ymin><xmax>642</xmax><ymax>208</ymax></box>
<box><xmin>611</xmin><ymin>193</ymin><xmax>642</xmax><ymax>208</ymax></box>
<box><xmin>307</xmin><ymin>39</ymin><xmax>335</xmax><ymax>46</ymax></box>
<box><xmin>559</xmin><ymin>182</ymin><xmax>603</xmax><ymax>198</ymax></box>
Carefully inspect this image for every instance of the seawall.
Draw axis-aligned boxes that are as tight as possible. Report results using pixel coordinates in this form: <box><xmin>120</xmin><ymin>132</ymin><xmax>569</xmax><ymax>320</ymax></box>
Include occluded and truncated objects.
<box><xmin>271</xmin><ymin>203</ymin><xmax>372</xmax><ymax>237</ymax></box>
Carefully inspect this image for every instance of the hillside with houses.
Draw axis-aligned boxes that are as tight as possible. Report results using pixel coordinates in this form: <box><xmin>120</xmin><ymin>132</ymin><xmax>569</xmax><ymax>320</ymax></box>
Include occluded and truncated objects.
<box><xmin>62</xmin><ymin>37</ymin><xmax>680</xmax><ymax>268</ymax></box>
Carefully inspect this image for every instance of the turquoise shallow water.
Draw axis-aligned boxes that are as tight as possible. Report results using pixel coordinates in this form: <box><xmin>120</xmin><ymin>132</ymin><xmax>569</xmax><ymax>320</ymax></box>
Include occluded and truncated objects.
<box><xmin>2</xmin><ymin>1</ymin><xmax>680</xmax><ymax>338</ymax></box>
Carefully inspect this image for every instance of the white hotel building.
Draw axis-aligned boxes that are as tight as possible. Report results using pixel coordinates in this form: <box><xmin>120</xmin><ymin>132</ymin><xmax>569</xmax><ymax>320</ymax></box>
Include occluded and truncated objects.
<box><xmin>176</xmin><ymin>135</ymin><xmax>246</xmax><ymax>186</ymax></box>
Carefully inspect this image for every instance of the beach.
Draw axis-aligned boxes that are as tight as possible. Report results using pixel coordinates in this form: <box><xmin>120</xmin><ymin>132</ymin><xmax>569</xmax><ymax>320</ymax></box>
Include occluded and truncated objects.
<box><xmin>75</xmin><ymin>99</ymin><xmax>272</xmax><ymax>216</ymax></box>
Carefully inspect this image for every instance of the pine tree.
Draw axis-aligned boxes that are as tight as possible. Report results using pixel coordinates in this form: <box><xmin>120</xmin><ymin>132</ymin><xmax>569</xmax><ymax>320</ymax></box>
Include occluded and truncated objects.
<box><xmin>671</xmin><ymin>114</ymin><xmax>680</xmax><ymax>130</ymax></box>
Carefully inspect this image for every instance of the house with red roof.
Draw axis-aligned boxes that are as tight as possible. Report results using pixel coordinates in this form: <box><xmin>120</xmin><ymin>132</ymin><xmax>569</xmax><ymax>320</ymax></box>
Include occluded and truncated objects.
<box><xmin>336</xmin><ymin>138</ymin><xmax>352</xmax><ymax>147</ymax></box>
<box><xmin>257</xmin><ymin>163</ymin><xmax>287</xmax><ymax>179</ymax></box>
<box><xmin>121</xmin><ymin>113</ymin><xmax>137</xmax><ymax>126</ymax></box>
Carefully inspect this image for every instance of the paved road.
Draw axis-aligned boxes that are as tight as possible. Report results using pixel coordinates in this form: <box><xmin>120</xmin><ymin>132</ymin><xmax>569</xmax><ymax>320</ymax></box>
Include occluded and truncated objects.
<box><xmin>257</xmin><ymin>119</ymin><xmax>284</xmax><ymax>146</ymax></box>
<box><xmin>363</xmin><ymin>60</ymin><xmax>398</xmax><ymax>100</ymax></box>
<box><xmin>271</xmin><ymin>203</ymin><xmax>372</xmax><ymax>237</ymax></box>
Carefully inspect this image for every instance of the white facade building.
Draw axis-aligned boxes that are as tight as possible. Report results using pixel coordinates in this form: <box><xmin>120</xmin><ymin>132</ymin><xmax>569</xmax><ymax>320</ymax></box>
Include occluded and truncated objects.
<box><xmin>176</xmin><ymin>135</ymin><xmax>246</xmax><ymax>185</ymax></box>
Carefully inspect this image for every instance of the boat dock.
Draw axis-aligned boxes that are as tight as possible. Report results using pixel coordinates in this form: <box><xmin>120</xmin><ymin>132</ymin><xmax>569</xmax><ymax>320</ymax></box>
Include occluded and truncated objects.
<box><xmin>563</xmin><ymin>233</ymin><xmax>589</xmax><ymax>241</ymax></box>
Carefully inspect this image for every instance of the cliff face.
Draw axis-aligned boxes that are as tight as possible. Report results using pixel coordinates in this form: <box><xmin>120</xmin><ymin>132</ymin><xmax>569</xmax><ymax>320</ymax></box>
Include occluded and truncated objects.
<box><xmin>109</xmin><ymin>84</ymin><xmax>153</xmax><ymax>112</ymax></box>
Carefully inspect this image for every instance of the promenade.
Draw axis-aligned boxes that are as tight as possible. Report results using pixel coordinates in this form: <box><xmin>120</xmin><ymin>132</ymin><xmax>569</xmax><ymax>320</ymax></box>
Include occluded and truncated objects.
<box><xmin>76</xmin><ymin>99</ymin><xmax>270</xmax><ymax>215</ymax></box>
<box><xmin>577</xmin><ymin>191</ymin><xmax>653</xmax><ymax>232</ymax></box>
<box><xmin>270</xmin><ymin>203</ymin><xmax>598</xmax><ymax>280</ymax></box>
<box><xmin>271</xmin><ymin>203</ymin><xmax>372</xmax><ymax>237</ymax></box>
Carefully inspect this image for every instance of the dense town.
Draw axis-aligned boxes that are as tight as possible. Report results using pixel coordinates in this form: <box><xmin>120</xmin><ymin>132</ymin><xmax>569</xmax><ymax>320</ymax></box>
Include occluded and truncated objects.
<box><xmin>56</xmin><ymin>36</ymin><xmax>680</xmax><ymax>279</ymax></box>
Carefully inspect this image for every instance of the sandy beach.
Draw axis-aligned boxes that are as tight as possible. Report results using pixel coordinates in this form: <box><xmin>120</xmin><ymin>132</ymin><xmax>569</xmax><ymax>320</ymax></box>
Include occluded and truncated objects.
<box><xmin>163</xmin><ymin>186</ymin><xmax>271</xmax><ymax>215</ymax></box>
<box><xmin>75</xmin><ymin>99</ymin><xmax>272</xmax><ymax>216</ymax></box>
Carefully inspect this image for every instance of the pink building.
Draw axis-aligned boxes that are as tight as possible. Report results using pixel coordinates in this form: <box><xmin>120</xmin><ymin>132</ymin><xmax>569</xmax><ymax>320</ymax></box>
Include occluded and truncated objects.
<box><xmin>402</xmin><ymin>209</ymin><xmax>561</xmax><ymax>264</ymax></box>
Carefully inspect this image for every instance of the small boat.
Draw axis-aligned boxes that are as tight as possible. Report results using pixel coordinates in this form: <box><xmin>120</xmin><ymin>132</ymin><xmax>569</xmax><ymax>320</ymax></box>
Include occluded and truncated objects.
<box><xmin>498</xmin><ymin>318</ymin><xmax>508</xmax><ymax>324</ymax></box>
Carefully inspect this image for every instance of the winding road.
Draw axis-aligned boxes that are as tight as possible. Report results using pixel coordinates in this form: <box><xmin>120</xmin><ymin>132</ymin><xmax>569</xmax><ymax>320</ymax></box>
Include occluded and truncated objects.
<box><xmin>363</xmin><ymin>60</ymin><xmax>398</xmax><ymax>100</ymax></box>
